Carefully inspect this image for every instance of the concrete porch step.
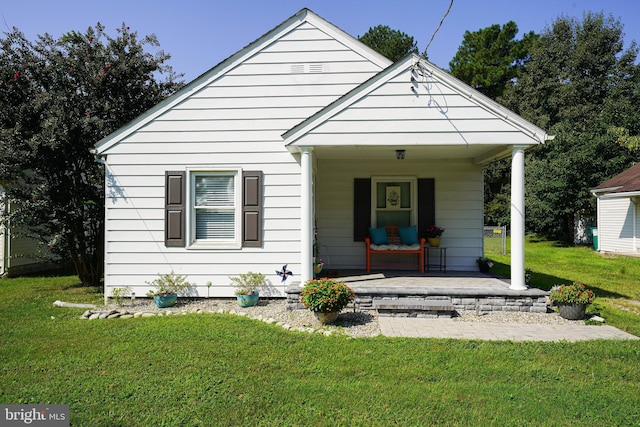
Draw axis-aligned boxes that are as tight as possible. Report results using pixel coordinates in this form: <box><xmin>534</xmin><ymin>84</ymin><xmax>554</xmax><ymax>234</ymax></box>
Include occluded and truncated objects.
<box><xmin>373</xmin><ymin>298</ymin><xmax>455</xmax><ymax>318</ymax></box>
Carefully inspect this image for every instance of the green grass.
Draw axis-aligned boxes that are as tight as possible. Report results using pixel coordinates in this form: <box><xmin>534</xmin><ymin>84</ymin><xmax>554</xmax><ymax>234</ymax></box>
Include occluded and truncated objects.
<box><xmin>486</xmin><ymin>237</ymin><xmax>640</xmax><ymax>336</ymax></box>
<box><xmin>2</xmin><ymin>246</ymin><xmax>640</xmax><ymax>426</ymax></box>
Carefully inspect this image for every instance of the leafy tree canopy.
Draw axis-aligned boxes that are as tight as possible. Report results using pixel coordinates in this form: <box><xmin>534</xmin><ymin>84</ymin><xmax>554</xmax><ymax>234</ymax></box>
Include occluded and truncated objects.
<box><xmin>449</xmin><ymin>21</ymin><xmax>538</xmax><ymax>100</ymax></box>
<box><xmin>0</xmin><ymin>23</ymin><xmax>183</xmax><ymax>285</ymax></box>
<box><xmin>500</xmin><ymin>12</ymin><xmax>640</xmax><ymax>242</ymax></box>
<box><xmin>359</xmin><ymin>25</ymin><xmax>418</xmax><ymax>62</ymax></box>
<box><xmin>448</xmin><ymin>22</ymin><xmax>538</xmax><ymax>226</ymax></box>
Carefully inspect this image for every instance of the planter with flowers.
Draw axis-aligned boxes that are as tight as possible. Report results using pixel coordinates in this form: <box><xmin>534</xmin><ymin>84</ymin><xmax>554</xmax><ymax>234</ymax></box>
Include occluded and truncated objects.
<box><xmin>549</xmin><ymin>282</ymin><xmax>595</xmax><ymax>320</ymax></box>
<box><xmin>425</xmin><ymin>226</ymin><xmax>445</xmax><ymax>247</ymax></box>
<box><xmin>300</xmin><ymin>278</ymin><xmax>355</xmax><ymax>324</ymax></box>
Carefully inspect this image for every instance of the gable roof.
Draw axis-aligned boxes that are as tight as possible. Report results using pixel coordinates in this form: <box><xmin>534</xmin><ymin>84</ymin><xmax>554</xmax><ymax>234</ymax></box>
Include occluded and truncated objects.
<box><xmin>283</xmin><ymin>54</ymin><xmax>552</xmax><ymax>163</ymax></box>
<box><xmin>592</xmin><ymin>162</ymin><xmax>640</xmax><ymax>197</ymax></box>
<box><xmin>93</xmin><ymin>8</ymin><xmax>391</xmax><ymax>155</ymax></box>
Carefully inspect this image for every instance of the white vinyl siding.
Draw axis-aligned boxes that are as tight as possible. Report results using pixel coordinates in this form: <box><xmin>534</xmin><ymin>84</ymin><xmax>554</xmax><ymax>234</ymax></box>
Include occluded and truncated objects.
<box><xmin>597</xmin><ymin>197</ymin><xmax>637</xmax><ymax>253</ymax></box>
<box><xmin>287</xmin><ymin>63</ymin><xmax>543</xmax><ymax>148</ymax></box>
<box><xmin>99</xmin><ymin>15</ymin><xmax>387</xmax><ymax>297</ymax></box>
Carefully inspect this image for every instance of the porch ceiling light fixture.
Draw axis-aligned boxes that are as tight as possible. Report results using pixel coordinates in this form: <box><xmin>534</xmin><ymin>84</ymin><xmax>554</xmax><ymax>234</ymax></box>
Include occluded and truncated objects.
<box><xmin>396</xmin><ymin>149</ymin><xmax>406</xmax><ymax>160</ymax></box>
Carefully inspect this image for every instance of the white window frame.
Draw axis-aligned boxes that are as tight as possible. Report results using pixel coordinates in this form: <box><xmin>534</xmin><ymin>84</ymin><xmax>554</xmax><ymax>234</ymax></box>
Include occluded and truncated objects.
<box><xmin>371</xmin><ymin>176</ymin><xmax>418</xmax><ymax>227</ymax></box>
<box><xmin>187</xmin><ymin>168</ymin><xmax>242</xmax><ymax>249</ymax></box>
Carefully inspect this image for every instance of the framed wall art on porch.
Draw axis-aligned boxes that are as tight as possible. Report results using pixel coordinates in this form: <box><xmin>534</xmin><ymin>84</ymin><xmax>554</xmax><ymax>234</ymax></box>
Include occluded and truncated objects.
<box><xmin>386</xmin><ymin>186</ymin><xmax>401</xmax><ymax>209</ymax></box>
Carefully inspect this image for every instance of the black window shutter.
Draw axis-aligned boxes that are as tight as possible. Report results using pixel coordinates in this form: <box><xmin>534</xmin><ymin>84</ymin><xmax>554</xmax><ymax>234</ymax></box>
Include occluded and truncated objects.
<box><xmin>242</xmin><ymin>171</ymin><xmax>263</xmax><ymax>247</ymax></box>
<box><xmin>165</xmin><ymin>171</ymin><xmax>186</xmax><ymax>247</ymax></box>
<box><xmin>353</xmin><ymin>178</ymin><xmax>371</xmax><ymax>241</ymax></box>
<box><xmin>418</xmin><ymin>178</ymin><xmax>435</xmax><ymax>238</ymax></box>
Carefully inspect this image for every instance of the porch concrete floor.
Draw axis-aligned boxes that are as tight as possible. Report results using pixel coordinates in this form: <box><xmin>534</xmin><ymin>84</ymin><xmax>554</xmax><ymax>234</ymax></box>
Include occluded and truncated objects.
<box><xmin>325</xmin><ymin>270</ymin><xmax>546</xmax><ymax>297</ymax></box>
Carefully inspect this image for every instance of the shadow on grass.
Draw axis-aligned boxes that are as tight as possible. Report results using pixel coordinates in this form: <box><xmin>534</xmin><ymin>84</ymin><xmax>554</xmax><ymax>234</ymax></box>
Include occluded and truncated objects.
<box><xmin>525</xmin><ymin>237</ymin><xmax>582</xmax><ymax>249</ymax></box>
<box><xmin>491</xmin><ymin>261</ymin><xmax>628</xmax><ymax>299</ymax></box>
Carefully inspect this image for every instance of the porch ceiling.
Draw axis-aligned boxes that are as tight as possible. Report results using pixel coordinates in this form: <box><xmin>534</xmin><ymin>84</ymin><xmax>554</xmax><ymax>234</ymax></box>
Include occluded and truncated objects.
<box><xmin>310</xmin><ymin>143</ymin><xmax>512</xmax><ymax>164</ymax></box>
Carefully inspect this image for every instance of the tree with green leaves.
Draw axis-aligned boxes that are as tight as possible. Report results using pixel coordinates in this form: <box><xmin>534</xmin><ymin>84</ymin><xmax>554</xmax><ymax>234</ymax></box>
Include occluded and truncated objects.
<box><xmin>501</xmin><ymin>12</ymin><xmax>640</xmax><ymax>242</ymax></box>
<box><xmin>0</xmin><ymin>23</ymin><xmax>183</xmax><ymax>286</ymax></box>
<box><xmin>448</xmin><ymin>22</ymin><xmax>538</xmax><ymax>226</ymax></box>
<box><xmin>359</xmin><ymin>25</ymin><xmax>418</xmax><ymax>62</ymax></box>
<box><xmin>449</xmin><ymin>21</ymin><xmax>537</xmax><ymax>99</ymax></box>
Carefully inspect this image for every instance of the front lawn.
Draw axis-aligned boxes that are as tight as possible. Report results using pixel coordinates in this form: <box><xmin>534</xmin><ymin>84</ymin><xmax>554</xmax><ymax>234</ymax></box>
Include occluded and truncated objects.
<box><xmin>487</xmin><ymin>237</ymin><xmax>640</xmax><ymax>336</ymax></box>
<box><xmin>1</xmin><ymin>274</ymin><xmax>639</xmax><ymax>426</ymax></box>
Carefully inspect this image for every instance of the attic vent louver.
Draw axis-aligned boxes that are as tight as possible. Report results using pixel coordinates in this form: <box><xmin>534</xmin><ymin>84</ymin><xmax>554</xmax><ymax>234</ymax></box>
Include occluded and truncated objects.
<box><xmin>290</xmin><ymin>63</ymin><xmax>324</xmax><ymax>74</ymax></box>
<box><xmin>308</xmin><ymin>63</ymin><xmax>323</xmax><ymax>73</ymax></box>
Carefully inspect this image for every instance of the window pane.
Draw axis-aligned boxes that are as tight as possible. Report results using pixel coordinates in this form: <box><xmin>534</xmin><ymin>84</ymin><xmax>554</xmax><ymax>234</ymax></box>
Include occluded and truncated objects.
<box><xmin>196</xmin><ymin>210</ymin><xmax>234</xmax><ymax>240</ymax></box>
<box><xmin>195</xmin><ymin>176</ymin><xmax>234</xmax><ymax>206</ymax></box>
<box><xmin>377</xmin><ymin>210</ymin><xmax>411</xmax><ymax>227</ymax></box>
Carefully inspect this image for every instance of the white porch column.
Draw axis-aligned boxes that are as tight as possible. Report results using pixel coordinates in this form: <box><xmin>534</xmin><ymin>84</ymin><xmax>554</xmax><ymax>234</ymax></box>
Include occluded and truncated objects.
<box><xmin>510</xmin><ymin>145</ymin><xmax>527</xmax><ymax>290</ymax></box>
<box><xmin>300</xmin><ymin>147</ymin><xmax>314</xmax><ymax>285</ymax></box>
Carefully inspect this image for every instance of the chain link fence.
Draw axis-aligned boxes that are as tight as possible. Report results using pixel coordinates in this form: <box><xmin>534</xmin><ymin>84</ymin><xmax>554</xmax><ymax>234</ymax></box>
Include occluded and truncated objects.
<box><xmin>484</xmin><ymin>226</ymin><xmax>507</xmax><ymax>255</ymax></box>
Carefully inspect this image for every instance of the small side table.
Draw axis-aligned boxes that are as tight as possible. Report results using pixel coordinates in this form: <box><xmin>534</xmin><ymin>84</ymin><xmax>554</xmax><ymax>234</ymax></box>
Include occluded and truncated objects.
<box><xmin>425</xmin><ymin>247</ymin><xmax>447</xmax><ymax>272</ymax></box>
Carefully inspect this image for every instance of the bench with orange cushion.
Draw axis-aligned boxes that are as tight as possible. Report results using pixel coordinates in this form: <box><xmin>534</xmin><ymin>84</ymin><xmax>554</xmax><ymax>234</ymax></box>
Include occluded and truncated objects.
<box><xmin>365</xmin><ymin>225</ymin><xmax>425</xmax><ymax>273</ymax></box>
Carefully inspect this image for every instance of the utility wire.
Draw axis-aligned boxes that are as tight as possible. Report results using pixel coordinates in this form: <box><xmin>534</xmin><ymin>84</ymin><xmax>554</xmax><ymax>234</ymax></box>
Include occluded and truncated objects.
<box><xmin>422</xmin><ymin>0</ymin><xmax>454</xmax><ymax>58</ymax></box>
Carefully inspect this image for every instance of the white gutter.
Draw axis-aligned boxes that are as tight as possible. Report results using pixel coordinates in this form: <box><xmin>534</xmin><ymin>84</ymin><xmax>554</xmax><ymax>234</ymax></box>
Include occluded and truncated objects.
<box><xmin>594</xmin><ymin>190</ymin><xmax>640</xmax><ymax>199</ymax></box>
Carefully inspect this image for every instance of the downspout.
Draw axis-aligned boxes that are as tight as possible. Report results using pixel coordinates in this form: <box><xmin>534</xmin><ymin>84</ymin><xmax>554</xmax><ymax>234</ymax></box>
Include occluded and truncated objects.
<box><xmin>632</xmin><ymin>197</ymin><xmax>637</xmax><ymax>253</ymax></box>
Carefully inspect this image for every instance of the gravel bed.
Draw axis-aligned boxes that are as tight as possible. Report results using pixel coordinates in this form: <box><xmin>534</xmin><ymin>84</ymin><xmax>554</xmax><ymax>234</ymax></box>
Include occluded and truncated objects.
<box><xmin>453</xmin><ymin>310</ymin><xmax>577</xmax><ymax>325</ymax></box>
<box><xmin>104</xmin><ymin>298</ymin><xmax>380</xmax><ymax>338</ymax></box>
<box><xmin>103</xmin><ymin>298</ymin><xmax>578</xmax><ymax>337</ymax></box>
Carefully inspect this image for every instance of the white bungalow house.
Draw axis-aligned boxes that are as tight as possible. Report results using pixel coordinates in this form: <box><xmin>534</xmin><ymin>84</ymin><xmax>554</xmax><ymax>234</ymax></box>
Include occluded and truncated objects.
<box><xmin>592</xmin><ymin>162</ymin><xmax>640</xmax><ymax>254</ymax></box>
<box><xmin>93</xmin><ymin>9</ymin><xmax>551</xmax><ymax>299</ymax></box>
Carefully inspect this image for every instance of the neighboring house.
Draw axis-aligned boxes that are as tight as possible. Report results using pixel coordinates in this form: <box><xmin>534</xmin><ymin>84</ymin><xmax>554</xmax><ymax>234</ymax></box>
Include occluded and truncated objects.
<box><xmin>592</xmin><ymin>162</ymin><xmax>640</xmax><ymax>254</ymax></box>
<box><xmin>0</xmin><ymin>188</ymin><xmax>49</xmax><ymax>276</ymax></box>
<box><xmin>93</xmin><ymin>9</ymin><xmax>551</xmax><ymax>298</ymax></box>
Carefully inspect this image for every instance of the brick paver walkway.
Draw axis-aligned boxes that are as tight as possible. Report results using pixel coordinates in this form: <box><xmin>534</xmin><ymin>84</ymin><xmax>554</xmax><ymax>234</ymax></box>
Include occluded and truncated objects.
<box><xmin>378</xmin><ymin>317</ymin><xmax>639</xmax><ymax>341</ymax></box>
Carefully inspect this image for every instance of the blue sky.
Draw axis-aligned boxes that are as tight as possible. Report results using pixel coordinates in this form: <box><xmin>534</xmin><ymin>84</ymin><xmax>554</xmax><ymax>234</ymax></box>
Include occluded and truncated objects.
<box><xmin>2</xmin><ymin>1</ymin><xmax>638</xmax><ymax>82</ymax></box>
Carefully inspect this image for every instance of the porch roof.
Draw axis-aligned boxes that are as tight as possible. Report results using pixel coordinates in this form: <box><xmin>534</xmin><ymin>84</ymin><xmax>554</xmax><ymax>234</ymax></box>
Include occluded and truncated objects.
<box><xmin>283</xmin><ymin>54</ymin><xmax>553</xmax><ymax>165</ymax></box>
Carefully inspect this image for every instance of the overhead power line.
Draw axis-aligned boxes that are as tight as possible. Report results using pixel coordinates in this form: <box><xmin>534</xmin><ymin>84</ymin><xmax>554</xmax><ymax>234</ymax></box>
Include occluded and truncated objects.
<box><xmin>422</xmin><ymin>0</ymin><xmax>454</xmax><ymax>58</ymax></box>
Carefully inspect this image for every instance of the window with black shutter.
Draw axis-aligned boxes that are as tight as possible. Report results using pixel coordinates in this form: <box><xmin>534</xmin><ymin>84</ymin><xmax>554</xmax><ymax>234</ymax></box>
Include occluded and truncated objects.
<box><xmin>165</xmin><ymin>171</ymin><xmax>186</xmax><ymax>247</ymax></box>
<box><xmin>242</xmin><ymin>171</ymin><xmax>263</xmax><ymax>247</ymax></box>
<box><xmin>353</xmin><ymin>177</ymin><xmax>434</xmax><ymax>240</ymax></box>
<box><xmin>165</xmin><ymin>169</ymin><xmax>263</xmax><ymax>248</ymax></box>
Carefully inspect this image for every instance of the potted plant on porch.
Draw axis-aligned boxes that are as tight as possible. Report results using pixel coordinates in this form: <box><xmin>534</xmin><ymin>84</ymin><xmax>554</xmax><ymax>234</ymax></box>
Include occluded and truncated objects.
<box><xmin>476</xmin><ymin>257</ymin><xmax>494</xmax><ymax>273</ymax></box>
<box><xmin>425</xmin><ymin>226</ymin><xmax>445</xmax><ymax>247</ymax></box>
<box><xmin>300</xmin><ymin>278</ymin><xmax>355</xmax><ymax>325</ymax></box>
<box><xmin>549</xmin><ymin>281</ymin><xmax>595</xmax><ymax>320</ymax></box>
<box><xmin>230</xmin><ymin>272</ymin><xmax>269</xmax><ymax>307</ymax></box>
<box><xmin>146</xmin><ymin>271</ymin><xmax>192</xmax><ymax>308</ymax></box>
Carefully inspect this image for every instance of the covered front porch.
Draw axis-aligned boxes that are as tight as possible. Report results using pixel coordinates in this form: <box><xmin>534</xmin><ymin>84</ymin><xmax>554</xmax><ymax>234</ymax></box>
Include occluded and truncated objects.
<box><xmin>282</xmin><ymin>55</ymin><xmax>552</xmax><ymax>292</ymax></box>
<box><xmin>286</xmin><ymin>270</ymin><xmax>549</xmax><ymax>315</ymax></box>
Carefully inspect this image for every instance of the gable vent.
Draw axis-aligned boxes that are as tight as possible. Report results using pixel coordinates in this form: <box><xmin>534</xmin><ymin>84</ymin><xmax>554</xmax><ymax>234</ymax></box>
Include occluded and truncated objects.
<box><xmin>290</xmin><ymin>64</ymin><xmax>305</xmax><ymax>73</ymax></box>
<box><xmin>290</xmin><ymin>63</ymin><xmax>324</xmax><ymax>74</ymax></box>
<box><xmin>308</xmin><ymin>63</ymin><xmax>323</xmax><ymax>73</ymax></box>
